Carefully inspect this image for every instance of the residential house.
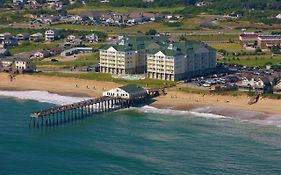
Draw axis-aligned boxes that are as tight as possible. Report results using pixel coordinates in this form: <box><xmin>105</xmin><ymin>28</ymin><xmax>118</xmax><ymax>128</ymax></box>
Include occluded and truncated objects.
<box><xmin>0</xmin><ymin>58</ymin><xmax>14</xmax><ymax>72</ymax></box>
<box><xmin>70</xmin><ymin>15</ymin><xmax>89</xmax><ymax>22</ymax></box>
<box><xmin>257</xmin><ymin>35</ymin><xmax>281</xmax><ymax>51</ymax></box>
<box><xmin>69</xmin><ymin>0</ymin><xmax>76</xmax><ymax>4</ymax></box>
<box><xmin>103</xmin><ymin>84</ymin><xmax>147</xmax><ymax>99</ymax></box>
<box><xmin>239</xmin><ymin>33</ymin><xmax>258</xmax><ymax>46</ymax></box>
<box><xmin>100</xmin><ymin>0</ymin><xmax>110</xmax><ymax>3</ymax></box>
<box><xmin>0</xmin><ymin>49</ymin><xmax>8</xmax><ymax>57</ymax></box>
<box><xmin>26</xmin><ymin>0</ymin><xmax>40</xmax><ymax>9</ymax></box>
<box><xmin>238</xmin><ymin>75</ymin><xmax>272</xmax><ymax>93</ymax></box>
<box><xmin>0</xmin><ymin>33</ymin><xmax>12</xmax><ymax>40</ymax></box>
<box><xmin>60</xmin><ymin>47</ymin><xmax>92</xmax><ymax>56</ymax></box>
<box><xmin>0</xmin><ymin>42</ymin><xmax>6</xmax><ymax>49</ymax></box>
<box><xmin>36</xmin><ymin>15</ymin><xmax>61</xmax><ymax>24</ymax></box>
<box><xmin>45</xmin><ymin>29</ymin><xmax>59</xmax><ymax>42</ymax></box>
<box><xmin>0</xmin><ymin>58</ymin><xmax>36</xmax><ymax>73</ymax></box>
<box><xmin>78</xmin><ymin>11</ymin><xmax>104</xmax><ymax>21</ymax></box>
<box><xmin>86</xmin><ymin>33</ymin><xmax>99</xmax><ymax>43</ymax></box>
<box><xmin>12</xmin><ymin>0</ymin><xmax>24</xmax><ymax>9</ymax></box>
<box><xmin>30</xmin><ymin>33</ymin><xmax>43</xmax><ymax>42</ymax></box>
<box><xmin>16</xmin><ymin>33</ymin><xmax>30</xmax><ymax>41</ymax></box>
<box><xmin>47</xmin><ymin>0</ymin><xmax>63</xmax><ymax>10</ymax></box>
<box><xmin>49</xmin><ymin>47</ymin><xmax>64</xmax><ymax>55</ymax></box>
<box><xmin>0</xmin><ymin>37</ymin><xmax>18</xmax><ymax>47</ymax></box>
<box><xmin>13</xmin><ymin>58</ymin><xmax>36</xmax><ymax>73</ymax></box>
<box><xmin>196</xmin><ymin>0</ymin><xmax>210</xmax><ymax>6</ymax></box>
<box><xmin>273</xmin><ymin>79</ymin><xmax>281</xmax><ymax>94</ymax></box>
<box><xmin>65</xmin><ymin>34</ymin><xmax>82</xmax><ymax>46</ymax></box>
<box><xmin>31</xmin><ymin>50</ymin><xmax>51</xmax><ymax>59</ymax></box>
<box><xmin>126</xmin><ymin>11</ymin><xmax>163</xmax><ymax>25</ymax></box>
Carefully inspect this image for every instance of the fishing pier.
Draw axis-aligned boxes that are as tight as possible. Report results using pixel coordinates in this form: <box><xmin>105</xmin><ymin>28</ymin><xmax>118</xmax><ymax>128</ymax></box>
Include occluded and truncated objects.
<box><xmin>30</xmin><ymin>84</ymin><xmax>165</xmax><ymax>128</ymax></box>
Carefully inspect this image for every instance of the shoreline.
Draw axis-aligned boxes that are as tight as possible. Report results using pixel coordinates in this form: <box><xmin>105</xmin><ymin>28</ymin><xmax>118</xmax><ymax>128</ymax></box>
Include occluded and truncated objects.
<box><xmin>0</xmin><ymin>73</ymin><xmax>281</xmax><ymax>117</ymax></box>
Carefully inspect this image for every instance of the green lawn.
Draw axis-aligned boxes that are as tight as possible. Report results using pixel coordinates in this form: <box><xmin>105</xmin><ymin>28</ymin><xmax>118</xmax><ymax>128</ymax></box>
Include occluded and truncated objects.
<box><xmin>9</xmin><ymin>41</ymin><xmax>62</xmax><ymax>55</ymax></box>
<box><xmin>39</xmin><ymin>72</ymin><xmax>177</xmax><ymax>88</ymax></box>
<box><xmin>34</xmin><ymin>61</ymin><xmax>97</xmax><ymax>68</ymax></box>
<box><xmin>218</xmin><ymin>54</ymin><xmax>281</xmax><ymax>67</ymax></box>
<box><xmin>76</xmin><ymin>53</ymin><xmax>99</xmax><ymax>62</ymax></box>
<box><xmin>68</xmin><ymin>5</ymin><xmax>185</xmax><ymax>14</ymax></box>
<box><xmin>185</xmin><ymin>34</ymin><xmax>239</xmax><ymax>42</ymax></box>
<box><xmin>209</xmin><ymin>43</ymin><xmax>242</xmax><ymax>51</ymax></box>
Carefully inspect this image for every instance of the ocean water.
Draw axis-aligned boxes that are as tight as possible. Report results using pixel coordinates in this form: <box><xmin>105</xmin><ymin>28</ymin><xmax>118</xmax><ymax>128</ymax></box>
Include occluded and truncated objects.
<box><xmin>1</xmin><ymin>93</ymin><xmax>281</xmax><ymax>175</ymax></box>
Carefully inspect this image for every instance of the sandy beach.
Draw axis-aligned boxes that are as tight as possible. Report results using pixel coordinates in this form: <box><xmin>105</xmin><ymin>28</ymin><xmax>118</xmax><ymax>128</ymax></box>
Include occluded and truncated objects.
<box><xmin>0</xmin><ymin>73</ymin><xmax>281</xmax><ymax>116</ymax></box>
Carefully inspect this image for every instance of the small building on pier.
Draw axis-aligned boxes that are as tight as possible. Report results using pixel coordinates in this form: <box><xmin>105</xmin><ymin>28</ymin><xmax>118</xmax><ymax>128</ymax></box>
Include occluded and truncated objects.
<box><xmin>103</xmin><ymin>84</ymin><xmax>147</xmax><ymax>99</ymax></box>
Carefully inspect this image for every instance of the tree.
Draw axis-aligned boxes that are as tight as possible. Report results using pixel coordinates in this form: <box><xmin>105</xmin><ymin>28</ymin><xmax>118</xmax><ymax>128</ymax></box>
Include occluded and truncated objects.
<box><xmin>145</xmin><ymin>29</ymin><xmax>158</xmax><ymax>36</ymax></box>
<box><xmin>271</xmin><ymin>45</ymin><xmax>281</xmax><ymax>54</ymax></box>
<box><xmin>255</xmin><ymin>47</ymin><xmax>262</xmax><ymax>53</ymax></box>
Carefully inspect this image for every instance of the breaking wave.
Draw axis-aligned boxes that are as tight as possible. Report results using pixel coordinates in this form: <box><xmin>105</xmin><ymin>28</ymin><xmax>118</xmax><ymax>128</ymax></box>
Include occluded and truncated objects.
<box><xmin>0</xmin><ymin>90</ymin><xmax>90</xmax><ymax>105</ymax></box>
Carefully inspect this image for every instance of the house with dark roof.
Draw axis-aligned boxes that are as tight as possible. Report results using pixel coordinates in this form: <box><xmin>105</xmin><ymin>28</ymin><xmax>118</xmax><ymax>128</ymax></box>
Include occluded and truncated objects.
<box><xmin>239</xmin><ymin>33</ymin><xmax>258</xmax><ymax>46</ymax></box>
<box><xmin>103</xmin><ymin>84</ymin><xmax>147</xmax><ymax>99</ymax></box>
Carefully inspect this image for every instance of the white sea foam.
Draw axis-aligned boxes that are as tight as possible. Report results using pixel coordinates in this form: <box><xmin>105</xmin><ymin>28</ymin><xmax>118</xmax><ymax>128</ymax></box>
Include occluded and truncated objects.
<box><xmin>1</xmin><ymin>90</ymin><xmax>281</xmax><ymax>128</ymax></box>
<box><xmin>252</xmin><ymin>115</ymin><xmax>281</xmax><ymax>128</ymax></box>
<box><xmin>139</xmin><ymin>105</ymin><xmax>230</xmax><ymax>119</ymax></box>
<box><xmin>138</xmin><ymin>105</ymin><xmax>281</xmax><ymax>128</ymax></box>
<box><xmin>0</xmin><ymin>90</ymin><xmax>90</xmax><ymax>105</ymax></box>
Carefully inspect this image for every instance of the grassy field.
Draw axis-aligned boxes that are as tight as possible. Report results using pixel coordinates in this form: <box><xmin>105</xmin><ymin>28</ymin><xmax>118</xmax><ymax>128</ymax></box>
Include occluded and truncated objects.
<box><xmin>209</xmin><ymin>43</ymin><xmax>242</xmax><ymax>51</ymax></box>
<box><xmin>9</xmin><ymin>41</ymin><xmax>62</xmax><ymax>55</ymax></box>
<box><xmin>76</xmin><ymin>53</ymin><xmax>99</xmax><ymax>62</ymax></box>
<box><xmin>218</xmin><ymin>54</ymin><xmax>281</xmax><ymax>67</ymax></box>
<box><xmin>185</xmin><ymin>34</ymin><xmax>239</xmax><ymax>42</ymax></box>
<box><xmin>68</xmin><ymin>5</ymin><xmax>185</xmax><ymax>14</ymax></box>
<box><xmin>35</xmin><ymin>61</ymin><xmax>98</xmax><ymax>70</ymax></box>
<box><xmin>39</xmin><ymin>72</ymin><xmax>177</xmax><ymax>88</ymax></box>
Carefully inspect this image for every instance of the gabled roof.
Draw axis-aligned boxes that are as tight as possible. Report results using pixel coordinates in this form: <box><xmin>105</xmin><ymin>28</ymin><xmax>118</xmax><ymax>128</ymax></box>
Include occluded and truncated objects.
<box><xmin>119</xmin><ymin>84</ymin><xmax>145</xmax><ymax>93</ymax></box>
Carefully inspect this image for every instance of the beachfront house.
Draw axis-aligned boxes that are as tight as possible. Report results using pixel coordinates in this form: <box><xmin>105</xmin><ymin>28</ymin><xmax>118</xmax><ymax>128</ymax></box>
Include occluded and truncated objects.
<box><xmin>273</xmin><ymin>79</ymin><xmax>281</xmax><ymax>94</ymax></box>
<box><xmin>0</xmin><ymin>58</ymin><xmax>36</xmax><ymax>73</ymax></box>
<box><xmin>14</xmin><ymin>58</ymin><xmax>36</xmax><ymax>73</ymax></box>
<box><xmin>238</xmin><ymin>76</ymin><xmax>273</xmax><ymax>93</ymax></box>
<box><xmin>103</xmin><ymin>84</ymin><xmax>147</xmax><ymax>99</ymax></box>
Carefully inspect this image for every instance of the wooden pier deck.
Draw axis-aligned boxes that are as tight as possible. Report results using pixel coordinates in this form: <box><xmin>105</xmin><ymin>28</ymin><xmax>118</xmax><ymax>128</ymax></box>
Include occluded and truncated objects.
<box><xmin>30</xmin><ymin>88</ymin><xmax>165</xmax><ymax>128</ymax></box>
<box><xmin>30</xmin><ymin>96</ymin><xmax>130</xmax><ymax>128</ymax></box>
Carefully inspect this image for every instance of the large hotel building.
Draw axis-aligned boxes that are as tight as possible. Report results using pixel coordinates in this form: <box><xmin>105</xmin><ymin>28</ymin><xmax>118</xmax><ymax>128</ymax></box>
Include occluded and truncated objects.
<box><xmin>100</xmin><ymin>36</ymin><xmax>216</xmax><ymax>81</ymax></box>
